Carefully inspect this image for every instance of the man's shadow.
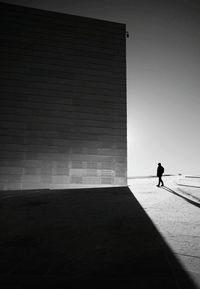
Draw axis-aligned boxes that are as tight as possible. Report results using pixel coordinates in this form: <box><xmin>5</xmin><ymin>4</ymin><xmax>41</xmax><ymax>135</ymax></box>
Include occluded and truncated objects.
<box><xmin>162</xmin><ymin>186</ymin><xmax>200</xmax><ymax>208</ymax></box>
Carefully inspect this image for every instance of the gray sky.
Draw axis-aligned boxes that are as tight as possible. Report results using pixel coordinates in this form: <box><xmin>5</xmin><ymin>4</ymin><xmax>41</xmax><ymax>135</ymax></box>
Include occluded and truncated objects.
<box><xmin>2</xmin><ymin>0</ymin><xmax>200</xmax><ymax>176</ymax></box>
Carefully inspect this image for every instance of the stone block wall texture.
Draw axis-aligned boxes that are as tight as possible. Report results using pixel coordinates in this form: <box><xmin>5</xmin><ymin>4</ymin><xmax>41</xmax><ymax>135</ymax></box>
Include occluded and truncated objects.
<box><xmin>0</xmin><ymin>3</ymin><xmax>127</xmax><ymax>190</ymax></box>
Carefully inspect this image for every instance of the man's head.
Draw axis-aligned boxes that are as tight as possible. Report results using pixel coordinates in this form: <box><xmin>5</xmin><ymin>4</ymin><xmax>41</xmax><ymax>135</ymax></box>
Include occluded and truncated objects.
<box><xmin>158</xmin><ymin>163</ymin><xmax>161</xmax><ymax>166</ymax></box>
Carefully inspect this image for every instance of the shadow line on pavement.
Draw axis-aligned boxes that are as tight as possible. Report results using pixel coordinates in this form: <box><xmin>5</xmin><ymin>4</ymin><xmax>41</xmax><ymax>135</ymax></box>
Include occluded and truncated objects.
<box><xmin>176</xmin><ymin>184</ymin><xmax>200</xmax><ymax>189</ymax></box>
<box><xmin>162</xmin><ymin>186</ymin><xmax>200</xmax><ymax>208</ymax></box>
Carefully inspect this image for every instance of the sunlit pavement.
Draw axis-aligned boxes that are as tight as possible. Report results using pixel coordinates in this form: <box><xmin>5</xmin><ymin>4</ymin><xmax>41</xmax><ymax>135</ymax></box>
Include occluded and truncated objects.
<box><xmin>129</xmin><ymin>176</ymin><xmax>200</xmax><ymax>289</ymax></box>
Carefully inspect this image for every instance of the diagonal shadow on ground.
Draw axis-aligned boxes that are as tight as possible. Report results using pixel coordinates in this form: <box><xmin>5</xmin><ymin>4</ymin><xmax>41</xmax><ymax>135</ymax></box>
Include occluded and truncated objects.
<box><xmin>0</xmin><ymin>187</ymin><xmax>198</xmax><ymax>288</ymax></box>
<box><xmin>162</xmin><ymin>186</ymin><xmax>200</xmax><ymax>208</ymax></box>
<box><xmin>177</xmin><ymin>184</ymin><xmax>200</xmax><ymax>189</ymax></box>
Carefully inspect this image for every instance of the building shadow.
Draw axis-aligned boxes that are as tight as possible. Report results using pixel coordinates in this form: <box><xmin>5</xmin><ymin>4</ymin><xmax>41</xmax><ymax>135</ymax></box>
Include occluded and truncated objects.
<box><xmin>0</xmin><ymin>186</ymin><xmax>198</xmax><ymax>288</ymax></box>
<box><xmin>162</xmin><ymin>186</ymin><xmax>200</xmax><ymax>208</ymax></box>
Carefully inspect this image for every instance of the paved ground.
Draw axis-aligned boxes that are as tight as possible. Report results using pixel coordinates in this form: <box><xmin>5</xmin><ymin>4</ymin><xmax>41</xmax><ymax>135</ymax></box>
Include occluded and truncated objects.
<box><xmin>0</xmin><ymin>185</ymin><xmax>198</xmax><ymax>287</ymax></box>
<box><xmin>129</xmin><ymin>176</ymin><xmax>200</xmax><ymax>289</ymax></box>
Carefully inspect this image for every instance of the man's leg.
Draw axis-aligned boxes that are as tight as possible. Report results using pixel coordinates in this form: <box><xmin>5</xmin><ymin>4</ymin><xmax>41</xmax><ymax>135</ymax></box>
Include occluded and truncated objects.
<box><xmin>157</xmin><ymin>177</ymin><xmax>161</xmax><ymax>187</ymax></box>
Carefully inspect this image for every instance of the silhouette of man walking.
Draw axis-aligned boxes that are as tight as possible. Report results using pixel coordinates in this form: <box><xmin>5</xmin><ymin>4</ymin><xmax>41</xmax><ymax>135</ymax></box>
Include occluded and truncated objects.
<box><xmin>157</xmin><ymin>163</ymin><xmax>164</xmax><ymax>187</ymax></box>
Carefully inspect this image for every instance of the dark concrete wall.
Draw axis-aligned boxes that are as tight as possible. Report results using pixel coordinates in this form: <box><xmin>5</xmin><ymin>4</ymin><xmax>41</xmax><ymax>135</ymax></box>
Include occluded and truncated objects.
<box><xmin>0</xmin><ymin>3</ymin><xmax>127</xmax><ymax>190</ymax></box>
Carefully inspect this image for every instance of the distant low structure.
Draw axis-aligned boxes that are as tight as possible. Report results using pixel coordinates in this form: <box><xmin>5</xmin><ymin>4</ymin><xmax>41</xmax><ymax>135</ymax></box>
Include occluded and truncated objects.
<box><xmin>0</xmin><ymin>3</ymin><xmax>127</xmax><ymax>190</ymax></box>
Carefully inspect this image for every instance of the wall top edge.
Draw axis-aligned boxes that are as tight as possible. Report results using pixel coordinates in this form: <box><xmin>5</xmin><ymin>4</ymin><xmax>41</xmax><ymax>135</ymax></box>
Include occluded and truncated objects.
<box><xmin>0</xmin><ymin>2</ymin><xmax>126</xmax><ymax>28</ymax></box>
